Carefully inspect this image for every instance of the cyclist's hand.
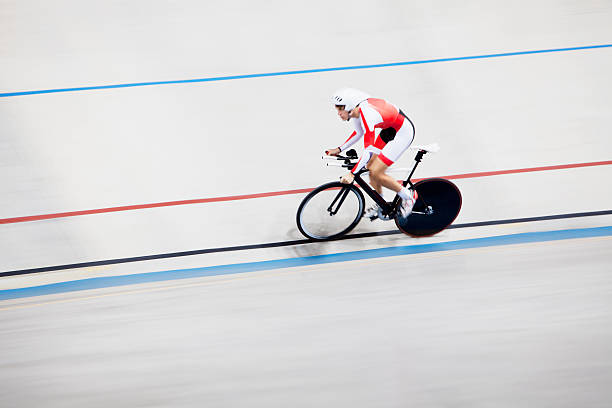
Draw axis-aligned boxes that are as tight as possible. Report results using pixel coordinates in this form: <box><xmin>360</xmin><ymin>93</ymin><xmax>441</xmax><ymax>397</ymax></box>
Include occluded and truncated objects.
<box><xmin>340</xmin><ymin>172</ymin><xmax>354</xmax><ymax>184</ymax></box>
<box><xmin>325</xmin><ymin>147</ymin><xmax>341</xmax><ymax>156</ymax></box>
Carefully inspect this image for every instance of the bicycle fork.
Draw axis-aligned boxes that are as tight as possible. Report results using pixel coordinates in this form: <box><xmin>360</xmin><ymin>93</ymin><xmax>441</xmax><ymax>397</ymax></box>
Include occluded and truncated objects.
<box><xmin>327</xmin><ymin>186</ymin><xmax>351</xmax><ymax>216</ymax></box>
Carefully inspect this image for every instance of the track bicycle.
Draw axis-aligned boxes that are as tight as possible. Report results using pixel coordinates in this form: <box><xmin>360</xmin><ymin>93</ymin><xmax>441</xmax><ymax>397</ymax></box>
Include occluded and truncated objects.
<box><xmin>296</xmin><ymin>144</ymin><xmax>462</xmax><ymax>240</ymax></box>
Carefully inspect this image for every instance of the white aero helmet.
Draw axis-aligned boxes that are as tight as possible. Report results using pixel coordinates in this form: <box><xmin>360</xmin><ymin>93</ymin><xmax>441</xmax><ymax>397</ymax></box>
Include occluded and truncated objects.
<box><xmin>332</xmin><ymin>88</ymin><xmax>370</xmax><ymax>112</ymax></box>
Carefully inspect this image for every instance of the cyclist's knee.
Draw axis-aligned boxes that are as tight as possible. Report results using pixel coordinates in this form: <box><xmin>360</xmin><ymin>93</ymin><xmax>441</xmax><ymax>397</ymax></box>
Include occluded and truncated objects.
<box><xmin>369</xmin><ymin>167</ymin><xmax>381</xmax><ymax>180</ymax></box>
<box><xmin>366</xmin><ymin>154</ymin><xmax>378</xmax><ymax>170</ymax></box>
<box><xmin>369</xmin><ymin>160</ymin><xmax>387</xmax><ymax>177</ymax></box>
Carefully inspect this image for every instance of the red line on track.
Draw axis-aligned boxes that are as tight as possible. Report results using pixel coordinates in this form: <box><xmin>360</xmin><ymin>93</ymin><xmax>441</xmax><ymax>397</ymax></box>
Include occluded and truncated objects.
<box><xmin>2</xmin><ymin>160</ymin><xmax>610</xmax><ymax>225</ymax></box>
<box><xmin>440</xmin><ymin>160</ymin><xmax>612</xmax><ymax>180</ymax></box>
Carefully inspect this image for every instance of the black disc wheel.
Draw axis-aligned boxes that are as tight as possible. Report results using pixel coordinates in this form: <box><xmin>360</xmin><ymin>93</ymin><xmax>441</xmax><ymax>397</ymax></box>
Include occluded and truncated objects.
<box><xmin>297</xmin><ymin>182</ymin><xmax>365</xmax><ymax>240</ymax></box>
<box><xmin>395</xmin><ymin>178</ymin><xmax>462</xmax><ymax>237</ymax></box>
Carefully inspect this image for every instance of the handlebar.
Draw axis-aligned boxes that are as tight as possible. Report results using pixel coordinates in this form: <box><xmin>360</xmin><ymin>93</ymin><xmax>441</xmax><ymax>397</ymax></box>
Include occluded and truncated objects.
<box><xmin>322</xmin><ymin>149</ymin><xmax>359</xmax><ymax>169</ymax></box>
<box><xmin>322</xmin><ymin>145</ymin><xmax>435</xmax><ymax>174</ymax></box>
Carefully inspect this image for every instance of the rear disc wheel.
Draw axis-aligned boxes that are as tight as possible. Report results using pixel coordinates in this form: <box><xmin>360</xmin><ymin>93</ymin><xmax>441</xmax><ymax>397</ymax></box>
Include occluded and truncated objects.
<box><xmin>395</xmin><ymin>178</ymin><xmax>462</xmax><ymax>237</ymax></box>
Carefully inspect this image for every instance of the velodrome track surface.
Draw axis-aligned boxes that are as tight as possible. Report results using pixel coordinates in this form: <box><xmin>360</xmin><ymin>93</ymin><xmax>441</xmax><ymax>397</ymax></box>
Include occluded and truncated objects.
<box><xmin>1</xmin><ymin>1</ymin><xmax>612</xmax><ymax>406</ymax></box>
<box><xmin>1</xmin><ymin>237</ymin><xmax>611</xmax><ymax>407</ymax></box>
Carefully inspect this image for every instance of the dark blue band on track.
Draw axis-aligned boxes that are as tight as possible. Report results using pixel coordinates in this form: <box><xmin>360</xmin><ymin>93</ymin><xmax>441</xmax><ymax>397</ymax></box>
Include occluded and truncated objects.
<box><xmin>1</xmin><ymin>225</ymin><xmax>610</xmax><ymax>301</ymax></box>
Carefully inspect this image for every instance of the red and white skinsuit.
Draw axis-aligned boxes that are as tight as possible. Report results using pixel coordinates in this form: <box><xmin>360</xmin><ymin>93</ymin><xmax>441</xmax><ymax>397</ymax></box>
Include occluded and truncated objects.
<box><xmin>338</xmin><ymin>98</ymin><xmax>414</xmax><ymax>173</ymax></box>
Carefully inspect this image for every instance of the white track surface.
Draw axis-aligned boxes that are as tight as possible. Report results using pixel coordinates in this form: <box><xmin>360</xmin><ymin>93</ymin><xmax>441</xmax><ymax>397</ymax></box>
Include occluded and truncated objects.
<box><xmin>1</xmin><ymin>1</ymin><xmax>611</xmax><ymax>406</ymax></box>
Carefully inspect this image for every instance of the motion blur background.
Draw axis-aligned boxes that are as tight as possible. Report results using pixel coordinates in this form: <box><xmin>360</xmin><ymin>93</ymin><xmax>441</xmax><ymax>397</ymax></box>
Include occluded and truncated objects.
<box><xmin>1</xmin><ymin>1</ymin><xmax>611</xmax><ymax>406</ymax></box>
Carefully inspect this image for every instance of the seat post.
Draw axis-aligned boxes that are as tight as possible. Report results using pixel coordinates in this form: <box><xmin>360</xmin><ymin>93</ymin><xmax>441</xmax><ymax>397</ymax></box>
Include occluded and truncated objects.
<box><xmin>403</xmin><ymin>150</ymin><xmax>426</xmax><ymax>188</ymax></box>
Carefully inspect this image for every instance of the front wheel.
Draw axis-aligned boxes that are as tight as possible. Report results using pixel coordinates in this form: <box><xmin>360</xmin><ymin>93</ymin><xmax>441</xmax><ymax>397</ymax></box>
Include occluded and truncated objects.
<box><xmin>395</xmin><ymin>178</ymin><xmax>462</xmax><ymax>237</ymax></box>
<box><xmin>297</xmin><ymin>182</ymin><xmax>365</xmax><ymax>240</ymax></box>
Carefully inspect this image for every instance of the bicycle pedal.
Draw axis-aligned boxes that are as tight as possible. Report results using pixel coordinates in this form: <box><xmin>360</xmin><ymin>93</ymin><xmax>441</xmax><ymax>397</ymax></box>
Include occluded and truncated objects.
<box><xmin>377</xmin><ymin>208</ymin><xmax>393</xmax><ymax>221</ymax></box>
<box><xmin>363</xmin><ymin>213</ymin><xmax>378</xmax><ymax>221</ymax></box>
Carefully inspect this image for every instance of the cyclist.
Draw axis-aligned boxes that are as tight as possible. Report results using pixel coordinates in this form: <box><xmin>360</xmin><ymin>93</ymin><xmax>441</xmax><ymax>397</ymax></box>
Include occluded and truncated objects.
<box><xmin>326</xmin><ymin>87</ymin><xmax>418</xmax><ymax>219</ymax></box>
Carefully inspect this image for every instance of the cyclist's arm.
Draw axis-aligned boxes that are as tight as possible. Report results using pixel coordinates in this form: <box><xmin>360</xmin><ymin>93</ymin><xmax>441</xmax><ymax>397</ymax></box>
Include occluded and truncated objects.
<box><xmin>339</xmin><ymin>119</ymin><xmax>364</xmax><ymax>152</ymax></box>
<box><xmin>349</xmin><ymin>105</ymin><xmax>381</xmax><ymax>173</ymax></box>
<box><xmin>350</xmin><ymin>149</ymin><xmax>373</xmax><ymax>174</ymax></box>
<box><xmin>359</xmin><ymin>104</ymin><xmax>380</xmax><ymax>149</ymax></box>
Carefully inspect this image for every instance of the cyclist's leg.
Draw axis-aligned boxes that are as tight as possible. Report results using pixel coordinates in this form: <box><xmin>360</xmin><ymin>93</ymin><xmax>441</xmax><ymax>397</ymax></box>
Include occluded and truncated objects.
<box><xmin>370</xmin><ymin>121</ymin><xmax>415</xmax><ymax>193</ymax></box>
<box><xmin>379</xmin><ymin>121</ymin><xmax>414</xmax><ymax>161</ymax></box>
<box><xmin>366</xmin><ymin>154</ymin><xmax>383</xmax><ymax>194</ymax></box>
<box><xmin>368</xmin><ymin>157</ymin><xmax>401</xmax><ymax>193</ymax></box>
<box><xmin>365</xmin><ymin>143</ymin><xmax>385</xmax><ymax>195</ymax></box>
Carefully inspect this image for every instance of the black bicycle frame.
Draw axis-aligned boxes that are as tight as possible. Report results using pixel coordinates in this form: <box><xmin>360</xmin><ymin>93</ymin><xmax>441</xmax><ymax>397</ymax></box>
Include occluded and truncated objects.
<box><xmin>352</xmin><ymin>150</ymin><xmax>427</xmax><ymax>217</ymax></box>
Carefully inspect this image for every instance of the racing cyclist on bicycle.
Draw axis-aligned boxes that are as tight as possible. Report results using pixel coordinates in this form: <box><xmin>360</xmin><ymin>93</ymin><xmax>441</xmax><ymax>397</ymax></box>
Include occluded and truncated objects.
<box><xmin>326</xmin><ymin>87</ymin><xmax>418</xmax><ymax>219</ymax></box>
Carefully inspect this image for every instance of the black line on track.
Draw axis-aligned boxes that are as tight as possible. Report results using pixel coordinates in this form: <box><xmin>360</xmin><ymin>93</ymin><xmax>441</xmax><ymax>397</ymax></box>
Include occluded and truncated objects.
<box><xmin>2</xmin><ymin>210</ymin><xmax>610</xmax><ymax>277</ymax></box>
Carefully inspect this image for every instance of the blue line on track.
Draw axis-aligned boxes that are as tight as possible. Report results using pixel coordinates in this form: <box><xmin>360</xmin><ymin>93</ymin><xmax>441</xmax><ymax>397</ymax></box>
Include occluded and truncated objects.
<box><xmin>1</xmin><ymin>44</ymin><xmax>611</xmax><ymax>98</ymax></box>
<box><xmin>1</xmin><ymin>226</ymin><xmax>610</xmax><ymax>301</ymax></box>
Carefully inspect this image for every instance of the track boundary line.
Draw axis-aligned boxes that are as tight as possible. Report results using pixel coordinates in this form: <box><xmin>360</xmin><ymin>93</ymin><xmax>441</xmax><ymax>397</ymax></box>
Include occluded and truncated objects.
<box><xmin>1</xmin><ymin>226</ymin><xmax>610</xmax><ymax>301</ymax></box>
<box><xmin>2</xmin><ymin>43</ymin><xmax>611</xmax><ymax>97</ymax></box>
<box><xmin>2</xmin><ymin>160</ymin><xmax>610</xmax><ymax>225</ymax></box>
<box><xmin>1</xmin><ymin>210</ymin><xmax>610</xmax><ymax>277</ymax></box>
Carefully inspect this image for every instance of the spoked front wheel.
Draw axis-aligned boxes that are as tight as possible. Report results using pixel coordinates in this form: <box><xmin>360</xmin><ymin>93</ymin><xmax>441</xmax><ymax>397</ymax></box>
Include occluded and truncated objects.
<box><xmin>297</xmin><ymin>182</ymin><xmax>365</xmax><ymax>240</ymax></box>
<box><xmin>395</xmin><ymin>178</ymin><xmax>462</xmax><ymax>237</ymax></box>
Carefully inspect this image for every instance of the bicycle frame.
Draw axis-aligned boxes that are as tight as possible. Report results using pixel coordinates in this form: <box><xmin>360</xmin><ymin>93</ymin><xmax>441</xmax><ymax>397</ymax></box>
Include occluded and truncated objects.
<box><xmin>350</xmin><ymin>150</ymin><xmax>427</xmax><ymax>218</ymax></box>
